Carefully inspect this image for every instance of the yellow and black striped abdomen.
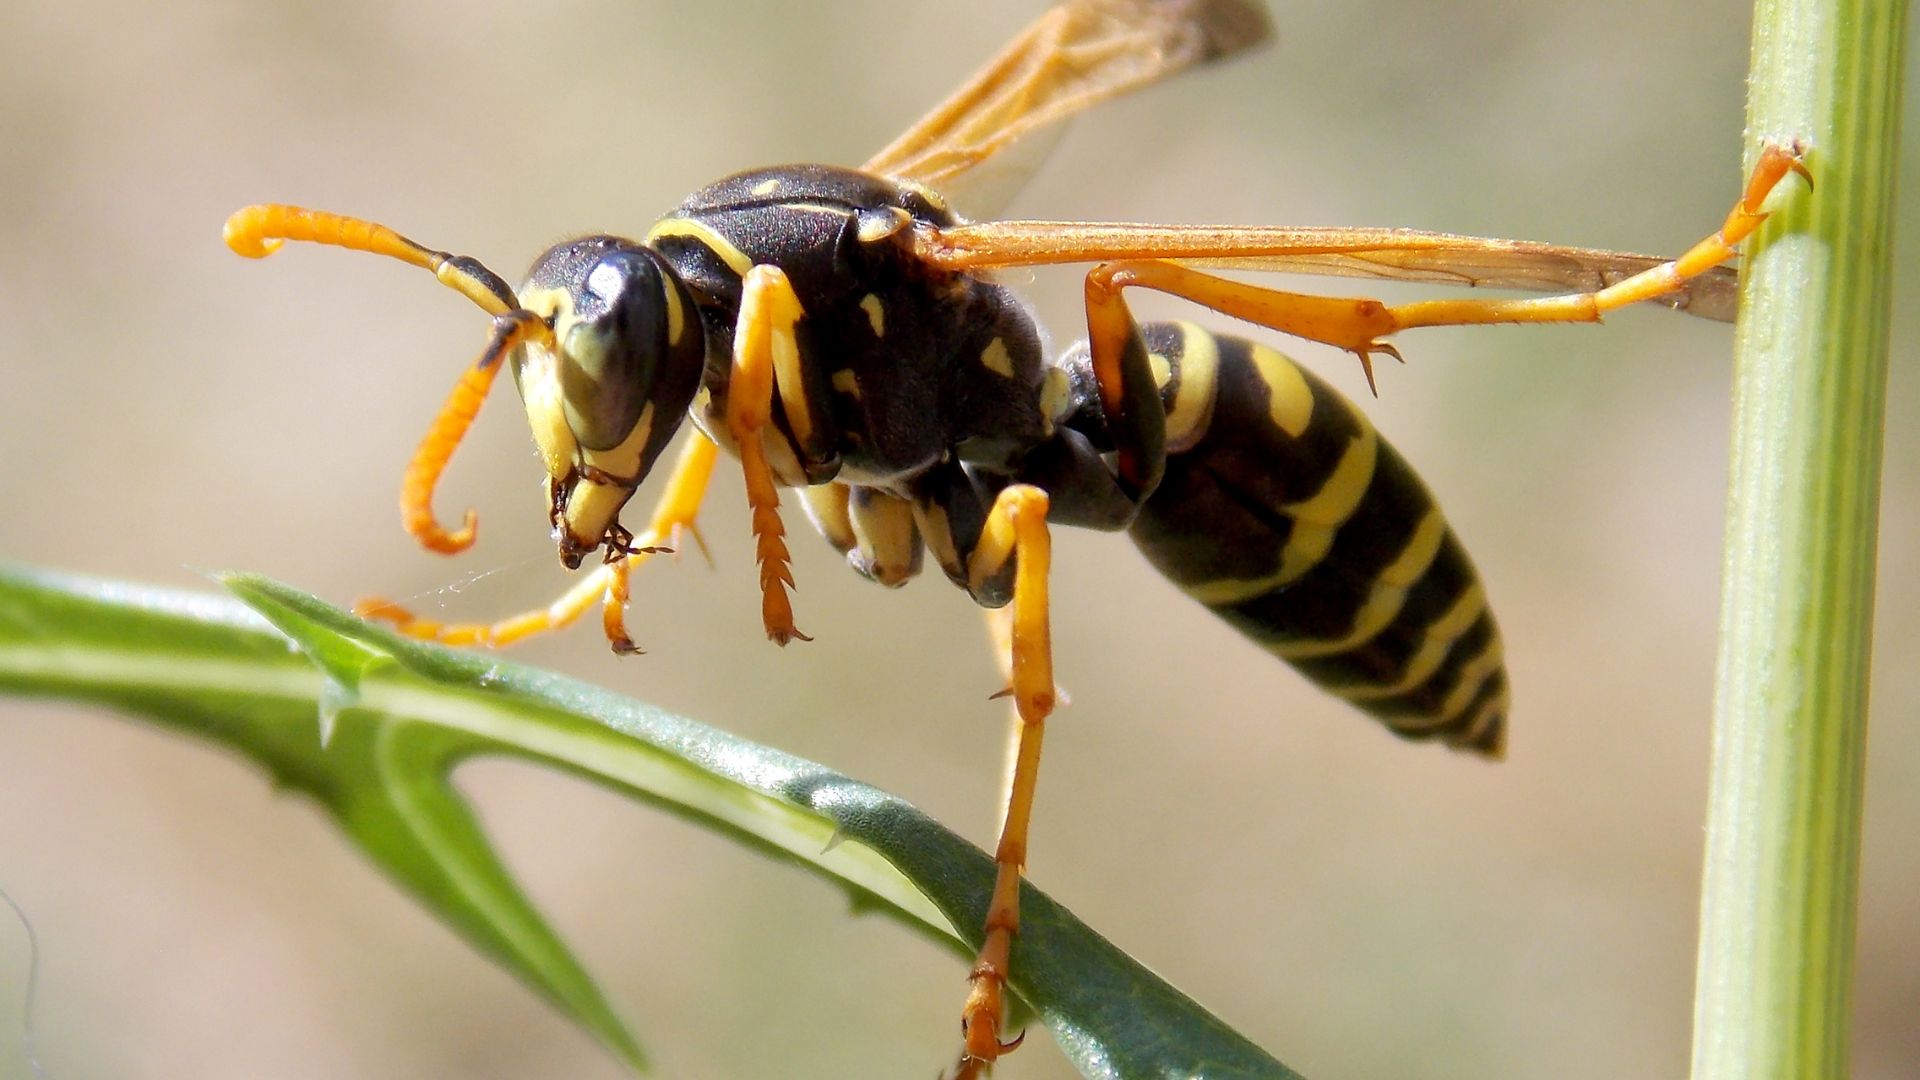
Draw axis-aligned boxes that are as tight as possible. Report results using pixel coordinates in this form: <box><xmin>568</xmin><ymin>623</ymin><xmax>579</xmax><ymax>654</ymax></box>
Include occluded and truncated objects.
<box><xmin>1126</xmin><ymin>322</ymin><xmax>1508</xmax><ymax>755</ymax></box>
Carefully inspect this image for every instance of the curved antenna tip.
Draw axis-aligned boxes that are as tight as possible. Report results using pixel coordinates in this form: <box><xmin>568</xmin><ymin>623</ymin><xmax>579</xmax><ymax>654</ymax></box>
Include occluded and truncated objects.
<box><xmin>223</xmin><ymin>207</ymin><xmax>283</xmax><ymax>259</ymax></box>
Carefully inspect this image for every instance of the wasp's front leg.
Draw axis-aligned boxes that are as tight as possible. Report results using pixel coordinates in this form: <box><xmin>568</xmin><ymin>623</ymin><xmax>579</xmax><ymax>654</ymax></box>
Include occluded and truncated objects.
<box><xmin>356</xmin><ymin>432</ymin><xmax>721</xmax><ymax>651</ymax></box>
<box><xmin>724</xmin><ymin>264</ymin><xmax>848</xmax><ymax>645</ymax></box>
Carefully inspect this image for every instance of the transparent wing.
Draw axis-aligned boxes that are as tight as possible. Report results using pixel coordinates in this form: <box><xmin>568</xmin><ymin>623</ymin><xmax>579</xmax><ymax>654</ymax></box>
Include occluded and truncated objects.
<box><xmin>863</xmin><ymin>0</ymin><xmax>1273</xmax><ymax>212</ymax></box>
<box><xmin>913</xmin><ymin>220</ymin><xmax>1742</xmax><ymax>321</ymax></box>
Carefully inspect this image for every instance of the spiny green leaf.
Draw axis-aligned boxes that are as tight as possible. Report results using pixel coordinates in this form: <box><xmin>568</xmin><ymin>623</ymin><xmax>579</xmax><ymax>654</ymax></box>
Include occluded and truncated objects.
<box><xmin>0</xmin><ymin>565</ymin><xmax>1302</xmax><ymax>1079</ymax></box>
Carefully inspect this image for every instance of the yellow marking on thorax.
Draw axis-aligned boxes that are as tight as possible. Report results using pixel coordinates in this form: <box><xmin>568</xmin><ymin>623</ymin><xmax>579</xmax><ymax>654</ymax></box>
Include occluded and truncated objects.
<box><xmin>645</xmin><ymin>217</ymin><xmax>754</xmax><ymax>278</ymax></box>
<box><xmin>1247</xmin><ymin>343</ymin><xmax>1314</xmax><ymax>438</ymax></box>
<box><xmin>980</xmin><ymin>337</ymin><xmax>1014</xmax><ymax>378</ymax></box>
<box><xmin>750</xmin><ymin>177</ymin><xmax>780</xmax><ymax>196</ymax></box>
<box><xmin>860</xmin><ymin>293</ymin><xmax>886</xmax><ymax>337</ymax></box>
<box><xmin>857</xmin><ymin>207</ymin><xmax>912</xmax><ymax>243</ymax></box>
<box><xmin>832</xmin><ymin>369</ymin><xmax>862</xmax><ymax>400</ymax></box>
<box><xmin>899</xmin><ymin>178</ymin><xmax>950</xmax><ymax>215</ymax></box>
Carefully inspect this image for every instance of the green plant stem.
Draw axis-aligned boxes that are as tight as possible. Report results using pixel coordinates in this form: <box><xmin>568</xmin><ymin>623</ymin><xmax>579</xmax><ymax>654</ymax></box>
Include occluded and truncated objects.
<box><xmin>1691</xmin><ymin>2</ymin><xmax>1907</xmax><ymax>1079</ymax></box>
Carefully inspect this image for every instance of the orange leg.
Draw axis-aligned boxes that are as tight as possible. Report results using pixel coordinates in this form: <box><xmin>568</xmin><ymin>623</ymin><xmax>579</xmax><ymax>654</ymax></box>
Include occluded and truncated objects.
<box><xmin>1087</xmin><ymin>142</ymin><xmax>1811</xmax><ymax>394</ymax></box>
<box><xmin>953</xmin><ymin>485</ymin><xmax>1054</xmax><ymax>1079</ymax></box>
<box><xmin>225</xmin><ymin>202</ymin><xmax>736</xmax><ymax>653</ymax></box>
<box><xmin>356</xmin><ymin>434</ymin><xmax>721</xmax><ymax>651</ymax></box>
<box><xmin>725</xmin><ymin>265</ymin><xmax>812</xmax><ymax>645</ymax></box>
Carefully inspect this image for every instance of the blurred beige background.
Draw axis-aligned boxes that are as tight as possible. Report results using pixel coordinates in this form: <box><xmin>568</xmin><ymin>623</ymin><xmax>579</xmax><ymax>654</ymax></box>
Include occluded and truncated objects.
<box><xmin>1</xmin><ymin>2</ymin><xmax>1915</xmax><ymax>1078</ymax></box>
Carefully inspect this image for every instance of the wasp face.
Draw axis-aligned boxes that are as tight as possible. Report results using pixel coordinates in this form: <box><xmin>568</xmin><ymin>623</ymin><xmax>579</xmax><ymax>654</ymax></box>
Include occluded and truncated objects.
<box><xmin>513</xmin><ymin>237</ymin><xmax>707</xmax><ymax>567</ymax></box>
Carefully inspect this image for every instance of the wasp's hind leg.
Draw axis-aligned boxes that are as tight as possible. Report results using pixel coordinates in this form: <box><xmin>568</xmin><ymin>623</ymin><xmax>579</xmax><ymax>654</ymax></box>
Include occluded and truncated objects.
<box><xmin>1083</xmin><ymin>141</ymin><xmax>1810</xmax><ymax>395</ymax></box>
<box><xmin>919</xmin><ymin>479</ymin><xmax>1052</xmax><ymax>1079</ymax></box>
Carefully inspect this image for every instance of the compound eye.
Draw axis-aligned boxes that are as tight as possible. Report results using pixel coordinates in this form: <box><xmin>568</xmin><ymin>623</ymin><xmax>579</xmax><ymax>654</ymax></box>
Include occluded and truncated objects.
<box><xmin>584</xmin><ymin>257</ymin><xmax>637</xmax><ymax>317</ymax></box>
<box><xmin>557</xmin><ymin>251</ymin><xmax>672</xmax><ymax>451</ymax></box>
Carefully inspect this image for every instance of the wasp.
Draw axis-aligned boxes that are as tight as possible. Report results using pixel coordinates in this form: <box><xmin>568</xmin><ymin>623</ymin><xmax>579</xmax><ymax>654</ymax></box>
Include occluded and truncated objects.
<box><xmin>223</xmin><ymin>0</ymin><xmax>1807</xmax><ymax>1073</ymax></box>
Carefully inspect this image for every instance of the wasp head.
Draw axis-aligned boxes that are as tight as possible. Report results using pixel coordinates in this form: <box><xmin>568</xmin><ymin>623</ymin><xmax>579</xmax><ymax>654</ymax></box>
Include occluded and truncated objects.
<box><xmin>513</xmin><ymin>237</ymin><xmax>706</xmax><ymax>568</ymax></box>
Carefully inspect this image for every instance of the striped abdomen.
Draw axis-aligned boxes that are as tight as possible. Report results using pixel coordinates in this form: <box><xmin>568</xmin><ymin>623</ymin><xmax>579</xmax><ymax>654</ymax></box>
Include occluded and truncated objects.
<box><xmin>1124</xmin><ymin>322</ymin><xmax>1508</xmax><ymax>755</ymax></box>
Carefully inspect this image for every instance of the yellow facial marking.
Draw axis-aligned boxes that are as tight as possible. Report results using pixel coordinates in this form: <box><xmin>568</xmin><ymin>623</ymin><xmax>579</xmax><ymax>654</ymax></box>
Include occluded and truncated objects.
<box><xmin>980</xmin><ymin>337</ymin><xmax>1014</xmax><ymax>378</ymax></box>
<box><xmin>563</xmin><ymin>401</ymin><xmax>657</xmax><ymax>548</ymax></box>
<box><xmin>511</xmin><ymin>332</ymin><xmax>580</xmax><ymax>482</ymax></box>
<box><xmin>645</xmin><ymin>217</ymin><xmax>754</xmax><ymax>278</ymax></box>
<box><xmin>860</xmin><ymin>293</ymin><xmax>886</xmax><ymax>337</ymax></box>
<box><xmin>750</xmin><ymin>177</ymin><xmax>780</xmax><ymax>196</ymax></box>
<box><xmin>661</xmin><ymin>273</ymin><xmax>685</xmax><ymax>346</ymax></box>
<box><xmin>580</xmin><ymin>402</ymin><xmax>656</xmax><ymax>483</ymax></box>
<box><xmin>1248</xmin><ymin>343</ymin><xmax>1313</xmax><ymax>438</ymax></box>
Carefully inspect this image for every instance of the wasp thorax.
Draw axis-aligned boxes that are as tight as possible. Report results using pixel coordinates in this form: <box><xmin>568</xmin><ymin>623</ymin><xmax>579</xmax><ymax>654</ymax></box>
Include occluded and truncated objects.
<box><xmin>511</xmin><ymin>236</ymin><xmax>707</xmax><ymax>567</ymax></box>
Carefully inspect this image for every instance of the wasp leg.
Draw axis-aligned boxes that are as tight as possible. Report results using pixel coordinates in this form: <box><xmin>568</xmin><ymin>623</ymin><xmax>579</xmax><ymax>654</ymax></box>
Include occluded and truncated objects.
<box><xmin>1086</xmin><ymin>142</ymin><xmax>1811</xmax><ymax>394</ymax></box>
<box><xmin>356</xmin><ymin>434</ymin><xmax>721</xmax><ymax>651</ymax></box>
<box><xmin>942</xmin><ymin>483</ymin><xmax>1053</xmax><ymax>1077</ymax></box>
<box><xmin>726</xmin><ymin>266</ymin><xmax>813</xmax><ymax>644</ymax></box>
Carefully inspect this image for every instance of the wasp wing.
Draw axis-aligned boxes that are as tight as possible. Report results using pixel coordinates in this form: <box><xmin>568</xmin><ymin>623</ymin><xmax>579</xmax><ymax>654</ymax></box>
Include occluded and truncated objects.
<box><xmin>913</xmin><ymin>221</ymin><xmax>1741</xmax><ymax>322</ymax></box>
<box><xmin>863</xmin><ymin>0</ymin><xmax>1273</xmax><ymax>208</ymax></box>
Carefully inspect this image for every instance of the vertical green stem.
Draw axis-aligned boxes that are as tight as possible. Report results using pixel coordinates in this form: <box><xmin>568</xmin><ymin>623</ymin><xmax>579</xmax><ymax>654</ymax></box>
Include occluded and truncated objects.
<box><xmin>1691</xmin><ymin>2</ymin><xmax>1907</xmax><ymax>1079</ymax></box>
